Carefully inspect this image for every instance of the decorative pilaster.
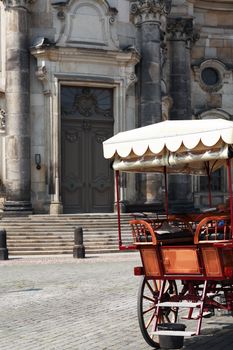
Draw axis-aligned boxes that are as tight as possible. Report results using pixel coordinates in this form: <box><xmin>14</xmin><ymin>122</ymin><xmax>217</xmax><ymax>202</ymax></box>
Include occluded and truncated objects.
<box><xmin>2</xmin><ymin>0</ymin><xmax>33</xmax><ymax>214</ymax></box>
<box><xmin>35</xmin><ymin>64</ymin><xmax>63</xmax><ymax>215</ymax></box>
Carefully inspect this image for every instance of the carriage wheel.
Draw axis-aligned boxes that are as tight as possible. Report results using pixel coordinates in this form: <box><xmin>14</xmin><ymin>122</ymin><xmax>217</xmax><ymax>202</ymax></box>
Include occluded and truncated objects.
<box><xmin>137</xmin><ymin>277</ymin><xmax>178</xmax><ymax>349</ymax></box>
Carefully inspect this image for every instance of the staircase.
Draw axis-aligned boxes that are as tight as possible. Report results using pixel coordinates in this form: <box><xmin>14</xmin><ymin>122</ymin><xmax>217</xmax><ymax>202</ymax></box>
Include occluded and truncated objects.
<box><xmin>153</xmin><ymin>280</ymin><xmax>208</xmax><ymax>339</ymax></box>
<box><xmin>0</xmin><ymin>214</ymin><xmax>134</xmax><ymax>256</ymax></box>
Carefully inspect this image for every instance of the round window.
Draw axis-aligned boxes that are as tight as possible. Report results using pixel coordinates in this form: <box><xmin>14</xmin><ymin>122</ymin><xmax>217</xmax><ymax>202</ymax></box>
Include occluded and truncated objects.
<box><xmin>201</xmin><ymin>67</ymin><xmax>220</xmax><ymax>86</ymax></box>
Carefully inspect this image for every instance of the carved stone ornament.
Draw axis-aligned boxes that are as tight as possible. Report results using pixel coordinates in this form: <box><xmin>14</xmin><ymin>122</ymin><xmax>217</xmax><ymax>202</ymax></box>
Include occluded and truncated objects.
<box><xmin>51</xmin><ymin>0</ymin><xmax>117</xmax><ymax>24</ymax></box>
<box><xmin>35</xmin><ymin>65</ymin><xmax>51</xmax><ymax>95</ymax></box>
<box><xmin>35</xmin><ymin>65</ymin><xmax>48</xmax><ymax>81</ymax></box>
<box><xmin>167</xmin><ymin>16</ymin><xmax>200</xmax><ymax>47</ymax></box>
<box><xmin>0</xmin><ymin>0</ymin><xmax>35</xmax><ymax>8</ymax></box>
<box><xmin>52</xmin><ymin>0</ymin><xmax>119</xmax><ymax>49</ymax></box>
<box><xmin>108</xmin><ymin>6</ymin><xmax>118</xmax><ymax>25</ymax></box>
<box><xmin>160</xmin><ymin>31</ymin><xmax>167</xmax><ymax>68</ymax></box>
<box><xmin>126</xmin><ymin>72</ymin><xmax>138</xmax><ymax>90</ymax></box>
<box><xmin>162</xmin><ymin>95</ymin><xmax>173</xmax><ymax>120</ymax></box>
<box><xmin>130</xmin><ymin>0</ymin><xmax>172</xmax><ymax>25</ymax></box>
<box><xmin>0</xmin><ymin>108</ymin><xmax>6</xmax><ymax>130</ymax></box>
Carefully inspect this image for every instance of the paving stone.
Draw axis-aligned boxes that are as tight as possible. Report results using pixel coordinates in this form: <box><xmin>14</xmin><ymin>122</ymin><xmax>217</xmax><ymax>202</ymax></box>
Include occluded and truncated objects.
<box><xmin>0</xmin><ymin>253</ymin><xmax>233</xmax><ymax>349</ymax></box>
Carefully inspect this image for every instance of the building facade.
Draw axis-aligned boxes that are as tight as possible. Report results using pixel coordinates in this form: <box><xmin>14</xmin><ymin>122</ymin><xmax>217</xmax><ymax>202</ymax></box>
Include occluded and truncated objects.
<box><xmin>0</xmin><ymin>0</ymin><xmax>232</xmax><ymax>215</ymax></box>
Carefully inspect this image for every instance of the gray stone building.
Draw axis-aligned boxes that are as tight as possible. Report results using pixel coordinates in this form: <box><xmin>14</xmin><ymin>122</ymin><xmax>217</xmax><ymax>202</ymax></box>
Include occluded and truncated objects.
<box><xmin>0</xmin><ymin>0</ymin><xmax>232</xmax><ymax>215</ymax></box>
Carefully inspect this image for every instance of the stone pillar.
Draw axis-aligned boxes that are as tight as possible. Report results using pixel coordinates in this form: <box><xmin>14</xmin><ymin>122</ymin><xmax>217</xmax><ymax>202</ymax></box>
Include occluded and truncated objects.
<box><xmin>3</xmin><ymin>0</ymin><xmax>32</xmax><ymax>214</ymax></box>
<box><xmin>167</xmin><ymin>16</ymin><xmax>195</xmax><ymax>120</ymax></box>
<box><xmin>130</xmin><ymin>0</ymin><xmax>171</xmax><ymax>208</ymax></box>
<box><xmin>131</xmin><ymin>0</ymin><xmax>172</xmax><ymax>125</ymax></box>
<box><xmin>166</xmin><ymin>16</ymin><xmax>198</xmax><ymax>212</ymax></box>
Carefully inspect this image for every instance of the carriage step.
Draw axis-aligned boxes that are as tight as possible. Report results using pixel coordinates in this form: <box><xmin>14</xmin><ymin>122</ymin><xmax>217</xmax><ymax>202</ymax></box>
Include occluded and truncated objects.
<box><xmin>182</xmin><ymin>311</ymin><xmax>212</xmax><ymax>320</ymax></box>
<box><xmin>153</xmin><ymin>330</ymin><xmax>196</xmax><ymax>337</ymax></box>
<box><xmin>156</xmin><ymin>301</ymin><xmax>202</xmax><ymax>308</ymax></box>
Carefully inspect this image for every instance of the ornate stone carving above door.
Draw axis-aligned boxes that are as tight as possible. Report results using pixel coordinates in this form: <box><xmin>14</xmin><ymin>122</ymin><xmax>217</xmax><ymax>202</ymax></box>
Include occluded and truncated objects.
<box><xmin>52</xmin><ymin>0</ymin><xmax>119</xmax><ymax>49</ymax></box>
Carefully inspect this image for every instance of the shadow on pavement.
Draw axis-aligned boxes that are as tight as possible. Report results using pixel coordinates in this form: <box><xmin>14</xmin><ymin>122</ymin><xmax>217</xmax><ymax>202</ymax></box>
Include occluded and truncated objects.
<box><xmin>183</xmin><ymin>323</ymin><xmax>233</xmax><ymax>349</ymax></box>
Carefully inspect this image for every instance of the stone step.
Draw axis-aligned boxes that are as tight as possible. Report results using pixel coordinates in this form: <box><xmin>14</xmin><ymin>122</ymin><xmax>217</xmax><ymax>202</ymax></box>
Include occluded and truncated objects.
<box><xmin>7</xmin><ymin>237</ymin><xmax>132</xmax><ymax>243</ymax></box>
<box><xmin>2</xmin><ymin>222</ymin><xmax>131</xmax><ymax>227</ymax></box>
<box><xmin>1</xmin><ymin>219</ymin><xmax>131</xmax><ymax>224</ymax></box>
<box><xmin>2</xmin><ymin>215</ymin><xmax>132</xmax><ymax>222</ymax></box>
<box><xmin>3</xmin><ymin>214</ymin><xmax>134</xmax><ymax>255</ymax></box>
<box><xmin>0</xmin><ymin>223</ymin><xmax>131</xmax><ymax>231</ymax></box>
<box><xmin>4</xmin><ymin>227</ymin><xmax>130</xmax><ymax>232</ymax></box>
<box><xmin>7</xmin><ymin>239</ymin><xmax>132</xmax><ymax>246</ymax></box>
<box><xmin>9</xmin><ymin>248</ymin><xmax>122</xmax><ymax>255</ymax></box>
<box><xmin>3</xmin><ymin>223</ymin><xmax>130</xmax><ymax>227</ymax></box>
<box><xmin>8</xmin><ymin>242</ymin><xmax>120</xmax><ymax>249</ymax></box>
<box><xmin>6</xmin><ymin>232</ymin><xmax>132</xmax><ymax>238</ymax></box>
<box><xmin>7</xmin><ymin>240</ymin><xmax>132</xmax><ymax>246</ymax></box>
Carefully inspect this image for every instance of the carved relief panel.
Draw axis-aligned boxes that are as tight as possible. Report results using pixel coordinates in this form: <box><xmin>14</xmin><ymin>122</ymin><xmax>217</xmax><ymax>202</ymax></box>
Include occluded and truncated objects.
<box><xmin>52</xmin><ymin>0</ymin><xmax>119</xmax><ymax>49</ymax></box>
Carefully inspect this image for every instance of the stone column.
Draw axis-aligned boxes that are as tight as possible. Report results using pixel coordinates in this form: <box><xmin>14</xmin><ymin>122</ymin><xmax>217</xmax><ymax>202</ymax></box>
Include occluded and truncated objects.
<box><xmin>131</xmin><ymin>0</ymin><xmax>172</xmax><ymax>125</ymax></box>
<box><xmin>130</xmin><ymin>0</ymin><xmax>171</xmax><ymax>208</ymax></box>
<box><xmin>166</xmin><ymin>16</ymin><xmax>198</xmax><ymax>211</ymax></box>
<box><xmin>167</xmin><ymin>16</ymin><xmax>195</xmax><ymax>120</ymax></box>
<box><xmin>3</xmin><ymin>0</ymin><xmax>32</xmax><ymax>214</ymax></box>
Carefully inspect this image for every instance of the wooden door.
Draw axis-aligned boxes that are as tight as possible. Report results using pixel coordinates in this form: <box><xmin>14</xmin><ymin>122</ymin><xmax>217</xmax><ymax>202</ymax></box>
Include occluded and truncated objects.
<box><xmin>61</xmin><ymin>86</ymin><xmax>114</xmax><ymax>213</ymax></box>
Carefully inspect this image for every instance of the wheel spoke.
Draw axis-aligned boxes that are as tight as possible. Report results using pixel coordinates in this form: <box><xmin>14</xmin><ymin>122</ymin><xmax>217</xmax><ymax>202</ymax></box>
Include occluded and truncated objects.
<box><xmin>146</xmin><ymin>280</ymin><xmax>156</xmax><ymax>295</ymax></box>
<box><xmin>152</xmin><ymin>279</ymin><xmax>159</xmax><ymax>292</ymax></box>
<box><xmin>145</xmin><ymin>311</ymin><xmax>156</xmax><ymax>329</ymax></box>
<box><xmin>138</xmin><ymin>277</ymin><xmax>178</xmax><ymax>349</ymax></box>
<box><xmin>143</xmin><ymin>304</ymin><xmax>156</xmax><ymax>315</ymax></box>
<box><xmin>143</xmin><ymin>295</ymin><xmax>156</xmax><ymax>303</ymax></box>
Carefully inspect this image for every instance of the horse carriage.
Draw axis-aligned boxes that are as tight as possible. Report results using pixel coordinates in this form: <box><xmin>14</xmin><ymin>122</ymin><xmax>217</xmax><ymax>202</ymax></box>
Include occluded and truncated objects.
<box><xmin>103</xmin><ymin>119</ymin><xmax>233</xmax><ymax>348</ymax></box>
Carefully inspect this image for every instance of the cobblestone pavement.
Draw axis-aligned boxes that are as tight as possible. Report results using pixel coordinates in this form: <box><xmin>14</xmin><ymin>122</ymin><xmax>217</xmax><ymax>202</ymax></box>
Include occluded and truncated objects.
<box><xmin>1</xmin><ymin>253</ymin><xmax>233</xmax><ymax>350</ymax></box>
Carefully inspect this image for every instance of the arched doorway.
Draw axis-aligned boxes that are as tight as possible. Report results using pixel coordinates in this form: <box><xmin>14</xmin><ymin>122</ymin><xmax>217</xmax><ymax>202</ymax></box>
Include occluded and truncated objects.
<box><xmin>61</xmin><ymin>86</ymin><xmax>114</xmax><ymax>213</ymax></box>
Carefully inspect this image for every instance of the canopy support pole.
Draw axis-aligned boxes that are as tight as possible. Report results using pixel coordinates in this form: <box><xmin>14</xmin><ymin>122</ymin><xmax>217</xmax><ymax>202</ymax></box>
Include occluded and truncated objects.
<box><xmin>164</xmin><ymin>166</ymin><xmax>169</xmax><ymax>218</ymax></box>
<box><xmin>227</xmin><ymin>159</ymin><xmax>233</xmax><ymax>239</ymax></box>
<box><xmin>115</xmin><ymin>170</ymin><xmax>122</xmax><ymax>249</ymax></box>
<box><xmin>207</xmin><ymin>162</ymin><xmax>212</xmax><ymax>207</ymax></box>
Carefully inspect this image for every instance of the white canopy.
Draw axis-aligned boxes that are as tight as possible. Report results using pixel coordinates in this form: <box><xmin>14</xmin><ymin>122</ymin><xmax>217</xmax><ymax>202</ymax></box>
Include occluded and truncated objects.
<box><xmin>103</xmin><ymin>119</ymin><xmax>233</xmax><ymax>174</ymax></box>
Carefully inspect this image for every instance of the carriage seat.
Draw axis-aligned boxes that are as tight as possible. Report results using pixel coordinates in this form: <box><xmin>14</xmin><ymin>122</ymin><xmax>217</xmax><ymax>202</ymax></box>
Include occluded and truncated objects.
<box><xmin>199</xmin><ymin>226</ymin><xmax>231</xmax><ymax>241</ymax></box>
<box><xmin>155</xmin><ymin>221</ymin><xmax>193</xmax><ymax>242</ymax></box>
<box><xmin>199</xmin><ymin>232</ymin><xmax>231</xmax><ymax>241</ymax></box>
<box><xmin>130</xmin><ymin>219</ymin><xmax>193</xmax><ymax>245</ymax></box>
<box><xmin>194</xmin><ymin>216</ymin><xmax>231</xmax><ymax>243</ymax></box>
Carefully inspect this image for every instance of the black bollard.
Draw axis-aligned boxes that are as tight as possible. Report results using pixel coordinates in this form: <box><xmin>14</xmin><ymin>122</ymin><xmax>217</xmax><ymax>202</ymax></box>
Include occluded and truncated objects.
<box><xmin>0</xmin><ymin>229</ymin><xmax>8</xmax><ymax>260</ymax></box>
<box><xmin>73</xmin><ymin>227</ymin><xmax>85</xmax><ymax>259</ymax></box>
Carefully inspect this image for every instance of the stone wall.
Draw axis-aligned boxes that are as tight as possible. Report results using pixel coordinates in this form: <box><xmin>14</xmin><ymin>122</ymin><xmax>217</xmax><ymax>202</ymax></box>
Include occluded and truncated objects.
<box><xmin>29</xmin><ymin>0</ymin><xmax>138</xmax><ymax>213</ymax></box>
<box><xmin>0</xmin><ymin>0</ymin><xmax>232</xmax><ymax>213</ymax></box>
